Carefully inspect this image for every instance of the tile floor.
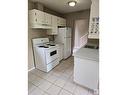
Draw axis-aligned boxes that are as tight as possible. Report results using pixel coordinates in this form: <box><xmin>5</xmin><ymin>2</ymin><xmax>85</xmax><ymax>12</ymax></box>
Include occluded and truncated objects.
<box><xmin>28</xmin><ymin>56</ymin><xmax>94</xmax><ymax>95</ymax></box>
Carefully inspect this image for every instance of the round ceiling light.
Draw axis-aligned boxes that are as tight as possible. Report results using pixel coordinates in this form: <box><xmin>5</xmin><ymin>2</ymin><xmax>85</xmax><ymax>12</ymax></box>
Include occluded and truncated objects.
<box><xmin>68</xmin><ymin>1</ymin><xmax>77</xmax><ymax>7</ymax></box>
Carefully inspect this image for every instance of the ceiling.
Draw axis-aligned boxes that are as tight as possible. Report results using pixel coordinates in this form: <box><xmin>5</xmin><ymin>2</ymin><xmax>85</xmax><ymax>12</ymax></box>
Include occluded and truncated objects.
<box><xmin>30</xmin><ymin>0</ymin><xmax>91</xmax><ymax>13</ymax></box>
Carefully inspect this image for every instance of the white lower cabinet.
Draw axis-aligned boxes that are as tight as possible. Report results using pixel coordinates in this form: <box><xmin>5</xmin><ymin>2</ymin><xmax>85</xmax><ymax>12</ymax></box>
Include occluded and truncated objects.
<box><xmin>74</xmin><ymin>57</ymin><xmax>99</xmax><ymax>91</ymax></box>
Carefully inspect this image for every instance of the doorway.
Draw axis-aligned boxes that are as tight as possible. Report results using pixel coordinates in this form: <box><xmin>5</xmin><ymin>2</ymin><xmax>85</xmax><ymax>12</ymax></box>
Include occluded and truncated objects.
<box><xmin>73</xmin><ymin>19</ymin><xmax>89</xmax><ymax>53</ymax></box>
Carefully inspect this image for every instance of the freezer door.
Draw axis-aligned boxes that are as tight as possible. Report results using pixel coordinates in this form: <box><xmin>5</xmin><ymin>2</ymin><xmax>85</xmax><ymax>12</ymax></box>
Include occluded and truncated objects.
<box><xmin>64</xmin><ymin>37</ymin><xmax>71</xmax><ymax>59</ymax></box>
<box><xmin>55</xmin><ymin>28</ymin><xmax>65</xmax><ymax>43</ymax></box>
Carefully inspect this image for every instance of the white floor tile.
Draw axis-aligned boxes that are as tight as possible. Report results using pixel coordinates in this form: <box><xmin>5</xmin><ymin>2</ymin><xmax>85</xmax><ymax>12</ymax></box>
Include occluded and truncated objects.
<box><xmin>28</xmin><ymin>73</ymin><xmax>37</xmax><ymax>82</ymax></box>
<box><xmin>73</xmin><ymin>86</ymin><xmax>89</xmax><ymax>95</ymax></box>
<box><xmin>28</xmin><ymin>56</ymin><xmax>89</xmax><ymax>95</ymax></box>
<box><xmin>67</xmin><ymin>75</ymin><xmax>74</xmax><ymax>84</ymax></box>
<box><xmin>62</xmin><ymin>72</ymin><xmax>71</xmax><ymax>79</ymax></box>
<box><xmin>31</xmin><ymin>77</ymin><xmax>45</xmax><ymax>86</ymax></box>
<box><xmin>46</xmin><ymin>75</ymin><xmax>58</xmax><ymax>83</ymax></box>
<box><xmin>30</xmin><ymin>69</ymin><xmax>41</xmax><ymax>75</ymax></box>
<box><xmin>51</xmin><ymin>70</ymin><xmax>63</xmax><ymax>77</ymax></box>
<box><xmin>31</xmin><ymin>69</ymin><xmax>47</xmax><ymax>79</ymax></box>
<box><xmin>38</xmin><ymin>80</ymin><xmax>52</xmax><ymax>91</ymax></box>
<box><xmin>29</xmin><ymin>87</ymin><xmax>44</xmax><ymax>95</ymax></box>
<box><xmin>59</xmin><ymin>89</ymin><xmax>72</xmax><ymax>95</ymax></box>
<box><xmin>41</xmin><ymin>72</ymin><xmax>52</xmax><ymax>80</ymax></box>
<box><xmin>54</xmin><ymin>77</ymin><xmax>67</xmax><ymax>88</ymax></box>
<box><xmin>46</xmin><ymin>84</ymin><xmax>62</xmax><ymax>95</ymax></box>
<box><xmin>63</xmin><ymin>81</ymin><xmax>77</xmax><ymax>93</ymax></box>
<box><xmin>64</xmin><ymin>71</ymin><xmax>73</xmax><ymax>76</ymax></box>
<box><xmin>28</xmin><ymin>82</ymin><xmax>37</xmax><ymax>93</ymax></box>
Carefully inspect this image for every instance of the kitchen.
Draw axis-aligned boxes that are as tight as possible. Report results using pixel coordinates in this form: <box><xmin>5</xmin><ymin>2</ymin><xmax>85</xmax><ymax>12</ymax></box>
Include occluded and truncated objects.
<box><xmin>28</xmin><ymin>0</ymin><xmax>99</xmax><ymax>95</ymax></box>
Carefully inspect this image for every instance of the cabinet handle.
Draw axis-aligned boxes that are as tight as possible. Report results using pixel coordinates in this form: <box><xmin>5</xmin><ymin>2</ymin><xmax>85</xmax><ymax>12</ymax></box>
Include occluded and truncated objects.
<box><xmin>36</xmin><ymin>19</ymin><xmax>37</xmax><ymax>22</ymax></box>
<box><xmin>35</xmin><ymin>13</ymin><xmax>36</xmax><ymax>15</ymax></box>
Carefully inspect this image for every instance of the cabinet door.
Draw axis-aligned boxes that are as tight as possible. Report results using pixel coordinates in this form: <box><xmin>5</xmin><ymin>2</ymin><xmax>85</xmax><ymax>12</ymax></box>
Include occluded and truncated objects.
<box><xmin>47</xmin><ymin>15</ymin><xmax>58</xmax><ymax>35</ymax></box>
<box><xmin>57</xmin><ymin>17</ymin><xmax>66</xmax><ymax>26</ymax></box>
<box><xmin>29</xmin><ymin>10</ymin><xmax>37</xmax><ymax>24</ymax></box>
<box><xmin>29</xmin><ymin>9</ymin><xmax>44</xmax><ymax>25</ymax></box>
<box><xmin>57</xmin><ymin>17</ymin><xmax>61</xmax><ymax>26</ymax></box>
<box><xmin>61</xmin><ymin>18</ymin><xmax>66</xmax><ymax>26</ymax></box>
<box><xmin>40</xmin><ymin>11</ymin><xmax>45</xmax><ymax>24</ymax></box>
<box><xmin>44</xmin><ymin>13</ymin><xmax>52</xmax><ymax>25</ymax></box>
<box><xmin>36</xmin><ymin>10</ymin><xmax>45</xmax><ymax>24</ymax></box>
<box><xmin>52</xmin><ymin>15</ymin><xmax>57</xmax><ymax>26</ymax></box>
<box><xmin>52</xmin><ymin>15</ymin><xmax>57</xmax><ymax>34</ymax></box>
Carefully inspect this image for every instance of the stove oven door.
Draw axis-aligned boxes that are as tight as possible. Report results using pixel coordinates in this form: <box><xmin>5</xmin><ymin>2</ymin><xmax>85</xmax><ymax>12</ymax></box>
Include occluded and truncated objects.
<box><xmin>45</xmin><ymin>47</ymin><xmax>58</xmax><ymax>64</ymax></box>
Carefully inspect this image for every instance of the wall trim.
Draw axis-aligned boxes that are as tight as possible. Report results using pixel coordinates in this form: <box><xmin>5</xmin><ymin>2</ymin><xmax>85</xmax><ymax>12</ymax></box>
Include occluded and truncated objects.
<box><xmin>28</xmin><ymin>67</ymin><xmax>35</xmax><ymax>72</ymax></box>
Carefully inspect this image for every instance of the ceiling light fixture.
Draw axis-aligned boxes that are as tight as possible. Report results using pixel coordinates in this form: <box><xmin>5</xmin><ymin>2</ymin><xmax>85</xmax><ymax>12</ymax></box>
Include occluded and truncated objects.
<box><xmin>68</xmin><ymin>1</ymin><xmax>77</xmax><ymax>7</ymax></box>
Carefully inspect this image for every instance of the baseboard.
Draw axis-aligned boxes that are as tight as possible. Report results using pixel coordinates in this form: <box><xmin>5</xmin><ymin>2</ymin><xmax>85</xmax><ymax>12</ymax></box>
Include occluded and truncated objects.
<box><xmin>28</xmin><ymin>67</ymin><xmax>35</xmax><ymax>72</ymax></box>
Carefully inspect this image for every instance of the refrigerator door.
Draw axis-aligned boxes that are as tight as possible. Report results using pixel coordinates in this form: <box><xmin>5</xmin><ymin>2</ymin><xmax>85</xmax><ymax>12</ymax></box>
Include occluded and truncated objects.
<box><xmin>64</xmin><ymin>37</ymin><xmax>71</xmax><ymax>59</ymax></box>
<box><xmin>64</xmin><ymin>27</ymin><xmax>71</xmax><ymax>37</ymax></box>
<box><xmin>55</xmin><ymin>27</ymin><xmax>71</xmax><ymax>43</ymax></box>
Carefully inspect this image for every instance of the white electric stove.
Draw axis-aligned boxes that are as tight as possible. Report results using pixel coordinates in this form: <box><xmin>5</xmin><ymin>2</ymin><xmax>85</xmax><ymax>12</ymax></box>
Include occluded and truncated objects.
<box><xmin>32</xmin><ymin>38</ymin><xmax>59</xmax><ymax>72</ymax></box>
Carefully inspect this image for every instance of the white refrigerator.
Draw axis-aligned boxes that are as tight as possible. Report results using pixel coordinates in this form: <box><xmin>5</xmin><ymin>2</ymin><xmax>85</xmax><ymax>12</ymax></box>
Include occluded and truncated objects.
<box><xmin>55</xmin><ymin>27</ymin><xmax>72</xmax><ymax>59</ymax></box>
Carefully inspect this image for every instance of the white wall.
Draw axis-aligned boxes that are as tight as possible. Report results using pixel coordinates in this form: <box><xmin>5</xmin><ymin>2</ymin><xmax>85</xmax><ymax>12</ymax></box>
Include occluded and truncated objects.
<box><xmin>74</xmin><ymin>19</ymin><xmax>89</xmax><ymax>49</ymax></box>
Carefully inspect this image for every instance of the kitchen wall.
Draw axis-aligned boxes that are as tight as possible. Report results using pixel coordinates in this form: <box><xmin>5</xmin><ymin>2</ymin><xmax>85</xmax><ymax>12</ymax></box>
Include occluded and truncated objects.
<box><xmin>28</xmin><ymin>1</ymin><xmax>62</xmax><ymax>70</ymax></box>
<box><xmin>63</xmin><ymin>10</ymin><xmax>90</xmax><ymax>53</ymax></box>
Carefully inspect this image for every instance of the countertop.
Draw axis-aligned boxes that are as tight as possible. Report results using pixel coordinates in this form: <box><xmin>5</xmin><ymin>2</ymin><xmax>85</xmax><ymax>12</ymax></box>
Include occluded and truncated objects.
<box><xmin>73</xmin><ymin>48</ymin><xmax>99</xmax><ymax>62</ymax></box>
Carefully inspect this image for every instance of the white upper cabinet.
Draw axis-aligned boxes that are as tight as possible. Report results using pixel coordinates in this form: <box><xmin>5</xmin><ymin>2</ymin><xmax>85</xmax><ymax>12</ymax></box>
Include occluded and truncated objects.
<box><xmin>47</xmin><ymin>16</ymin><xmax>66</xmax><ymax>35</ymax></box>
<box><xmin>44</xmin><ymin>12</ymin><xmax>52</xmax><ymax>25</ymax></box>
<box><xmin>29</xmin><ymin>9</ymin><xmax>45</xmax><ymax>25</ymax></box>
<box><xmin>29</xmin><ymin>9</ymin><xmax>66</xmax><ymax>34</ymax></box>
<box><xmin>88</xmin><ymin>0</ymin><xmax>99</xmax><ymax>39</ymax></box>
<box><xmin>29</xmin><ymin>9</ymin><xmax>52</xmax><ymax>29</ymax></box>
<box><xmin>47</xmin><ymin>15</ymin><xmax>58</xmax><ymax>35</ymax></box>
<box><xmin>57</xmin><ymin>17</ymin><xmax>66</xmax><ymax>26</ymax></box>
